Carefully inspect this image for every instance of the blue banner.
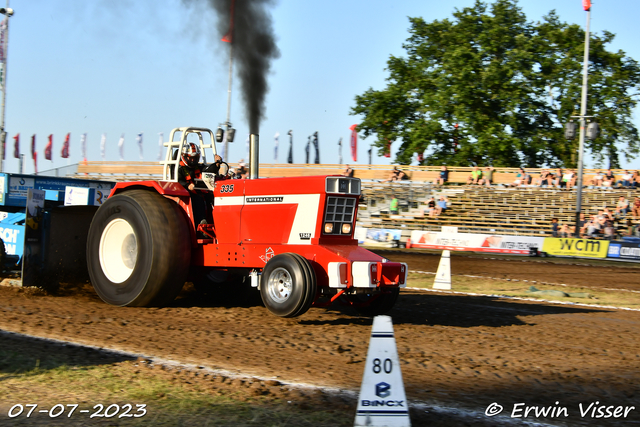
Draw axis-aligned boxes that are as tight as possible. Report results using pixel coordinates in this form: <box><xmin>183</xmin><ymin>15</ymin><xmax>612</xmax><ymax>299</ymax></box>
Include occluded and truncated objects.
<box><xmin>608</xmin><ymin>242</ymin><xmax>640</xmax><ymax>261</ymax></box>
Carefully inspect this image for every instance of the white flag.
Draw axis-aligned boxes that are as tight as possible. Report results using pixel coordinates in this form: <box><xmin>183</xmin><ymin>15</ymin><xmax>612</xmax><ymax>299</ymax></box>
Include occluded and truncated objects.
<box><xmin>136</xmin><ymin>132</ymin><xmax>143</xmax><ymax>160</ymax></box>
<box><xmin>246</xmin><ymin>135</ymin><xmax>250</xmax><ymax>162</ymax></box>
<box><xmin>100</xmin><ymin>133</ymin><xmax>106</xmax><ymax>160</ymax></box>
<box><xmin>80</xmin><ymin>133</ymin><xmax>87</xmax><ymax>161</ymax></box>
<box><xmin>118</xmin><ymin>133</ymin><xmax>125</xmax><ymax>161</ymax></box>
<box><xmin>157</xmin><ymin>132</ymin><xmax>163</xmax><ymax>161</ymax></box>
<box><xmin>274</xmin><ymin>132</ymin><xmax>279</xmax><ymax>163</ymax></box>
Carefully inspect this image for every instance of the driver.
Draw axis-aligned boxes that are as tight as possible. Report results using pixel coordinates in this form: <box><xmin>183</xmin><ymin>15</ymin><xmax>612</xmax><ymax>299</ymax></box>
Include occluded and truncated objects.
<box><xmin>177</xmin><ymin>143</ymin><xmax>223</xmax><ymax>225</ymax></box>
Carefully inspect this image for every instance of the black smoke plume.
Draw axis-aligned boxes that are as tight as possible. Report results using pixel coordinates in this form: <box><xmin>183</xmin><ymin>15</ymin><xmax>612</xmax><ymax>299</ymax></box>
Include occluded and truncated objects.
<box><xmin>185</xmin><ymin>0</ymin><xmax>280</xmax><ymax>134</ymax></box>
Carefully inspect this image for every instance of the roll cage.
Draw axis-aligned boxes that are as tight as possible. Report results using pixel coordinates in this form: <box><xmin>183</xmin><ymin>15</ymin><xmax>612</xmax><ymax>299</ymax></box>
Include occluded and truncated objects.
<box><xmin>160</xmin><ymin>127</ymin><xmax>218</xmax><ymax>182</ymax></box>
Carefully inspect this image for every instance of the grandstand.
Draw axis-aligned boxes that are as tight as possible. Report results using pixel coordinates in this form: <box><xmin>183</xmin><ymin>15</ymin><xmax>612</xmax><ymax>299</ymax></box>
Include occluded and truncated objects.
<box><xmin>359</xmin><ymin>181</ymin><xmax>639</xmax><ymax>238</ymax></box>
<box><xmin>55</xmin><ymin>161</ymin><xmax>639</xmax><ymax>238</ymax></box>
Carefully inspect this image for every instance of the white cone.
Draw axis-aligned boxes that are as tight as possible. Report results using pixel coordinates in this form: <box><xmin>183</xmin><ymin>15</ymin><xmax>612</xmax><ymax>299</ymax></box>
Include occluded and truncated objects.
<box><xmin>354</xmin><ymin>315</ymin><xmax>411</xmax><ymax>427</ymax></box>
<box><xmin>433</xmin><ymin>250</ymin><xmax>451</xmax><ymax>290</ymax></box>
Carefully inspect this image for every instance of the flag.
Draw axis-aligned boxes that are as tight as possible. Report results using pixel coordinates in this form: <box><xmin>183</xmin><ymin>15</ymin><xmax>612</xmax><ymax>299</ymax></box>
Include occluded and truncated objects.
<box><xmin>45</xmin><ymin>134</ymin><xmax>53</xmax><ymax>161</ymax></box>
<box><xmin>61</xmin><ymin>133</ymin><xmax>70</xmax><ymax>159</ymax></box>
<box><xmin>338</xmin><ymin>137</ymin><xmax>342</xmax><ymax>164</ymax></box>
<box><xmin>12</xmin><ymin>133</ymin><xmax>19</xmax><ymax>158</ymax></box>
<box><xmin>221</xmin><ymin>0</ymin><xmax>236</xmax><ymax>42</ymax></box>
<box><xmin>32</xmin><ymin>135</ymin><xmax>37</xmax><ymax>174</ymax></box>
<box><xmin>368</xmin><ymin>147</ymin><xmax>372</xmax><ymax>165</ymax></box>
<box><xmin>287</xmin><ymin>130</ymin><xmax>293</xmax><ymax>164</ymax></box>
<box><xmin>384</xmin><ymin>140</ymin><xmax>391</xmax><ymax>158</ymax></box>
<box><xmin>136</xmin><ymin>132</ymin><xmax>143</xmax><ymax>160</ymax></box>
<box><xmin>583</xmin><ymin>0</ymin><xmax>591</xmax><ymax>11</ymax></box>
<box><xmin>80</xmin><ymin>133</ymin><xmax>87</xmax><ymax>161</ymax></box>
<box><xmin>313</xmin><ymin>132</ymin><xmax>320</xmax><ymax>164</ymax></box>
<box><xmin>349</xmin><ymin>124</ymin><xmax>358</xmax><ymax>162</ymax></box>
<box><xmin>100</xmin><ymin>133</ymin><xmax>106</xmax><ymax>160</ymax></box>
<box><xmin>118</xmin><ymin>134</ymin><xmax>124</xmax><ymax>160</ymax></box>
<box><xmin>157</xmin><ymin>132</ymin><xmax>164</xmax><ymax>161</ymax></box>
<box><xmin>305</xmin><ymin>136</ymin><xmax>310</xmax><ymax>164</ymax></box>
<box><xmin>274</xmin><ymin>132</ymin><xmax>279</xmax><ymax>162</ymax></box>
<box><xmin>0</xmin><ymin>18</ymin><xmax>6</xmax><ymax>63</ymax></box>
<box><xmin>0</xmin><ymin>18</ymin><xmax>6</xmax><ymax>91</ymax></box>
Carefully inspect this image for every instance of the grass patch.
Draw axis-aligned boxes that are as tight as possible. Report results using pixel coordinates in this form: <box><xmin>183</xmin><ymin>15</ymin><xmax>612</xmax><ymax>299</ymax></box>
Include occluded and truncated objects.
<box><xmin>407</xmin><ymin>272</ymin><xmax>640</xmax><ymax>309</ymax></box>
<box><xmin>0</xmin><ymin>349</ymin><xmax>354</xmax><ymax>426</ymax></box>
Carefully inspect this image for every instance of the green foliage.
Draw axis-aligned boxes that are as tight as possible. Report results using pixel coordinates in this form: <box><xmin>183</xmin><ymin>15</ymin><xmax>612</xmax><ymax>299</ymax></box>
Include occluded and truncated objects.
<box><xmin>351</xmin><ymin>0</ymin><xmax>640</xmax><ymax>167</ymax></box>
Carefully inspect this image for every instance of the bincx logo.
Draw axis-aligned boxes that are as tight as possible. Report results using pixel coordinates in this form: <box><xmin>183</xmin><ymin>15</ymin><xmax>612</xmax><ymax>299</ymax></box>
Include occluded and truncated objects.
<box><xmin>376</xmin><ymin>382</ymin><xmax>391</xmax><ymax>398</ymax></box>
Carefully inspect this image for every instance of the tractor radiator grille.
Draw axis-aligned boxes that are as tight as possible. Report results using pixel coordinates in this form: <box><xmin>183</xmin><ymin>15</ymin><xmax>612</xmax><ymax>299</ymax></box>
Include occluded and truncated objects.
<box><xmin>325</xmin><ymin>197</ymin><xmax>356</xmax><ymax>223</ymax></box>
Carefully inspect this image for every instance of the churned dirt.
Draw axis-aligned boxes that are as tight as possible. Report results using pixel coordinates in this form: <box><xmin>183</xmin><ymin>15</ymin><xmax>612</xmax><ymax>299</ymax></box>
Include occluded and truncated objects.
<box><xmin>1</xmin><ymin>251</ymin><xmax>640</xmax><ymax>426</ymax></box>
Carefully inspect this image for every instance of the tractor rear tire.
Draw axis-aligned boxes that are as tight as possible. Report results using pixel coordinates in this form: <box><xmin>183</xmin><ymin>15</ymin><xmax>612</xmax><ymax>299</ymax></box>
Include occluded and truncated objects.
<box><xmin>87</xmin><ymin>189</ymin><xmax>191</xmax><ymax>307</ymax></box>
<box><xmin>347</xmin><ymin>288</ymin><xmax>400</xmax><ymax>317</ymax></box>
<box><xmin>260</xmin><ymin>253</ymin><xmax>317</xmax><ymax>318</ymax></box>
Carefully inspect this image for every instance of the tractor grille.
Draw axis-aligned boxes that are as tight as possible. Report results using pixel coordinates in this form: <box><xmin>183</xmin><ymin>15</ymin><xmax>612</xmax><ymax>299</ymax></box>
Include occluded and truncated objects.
<box><xmin>325</xmin><ymin>197</ymin><xmax>356</xmax><ymax>223</ymax></box>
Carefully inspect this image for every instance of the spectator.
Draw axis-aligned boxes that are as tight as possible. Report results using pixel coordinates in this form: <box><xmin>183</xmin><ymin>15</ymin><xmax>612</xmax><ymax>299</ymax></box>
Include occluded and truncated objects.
<box><xmin>563</xmin><ymin>169</ymin><xmax>577</xmax><ymax>190</ymax></box>
<box><xmin>551</xmin><ymin>168</ymin><xmax>564</xmax><ymax>188</ymax></box>
<box><xmin>420</xmin><ymin>196</ymin><xmax>436</xmax><ymax>217</ymax></box>
<box><xmin>577</xmin><ymin>212</ymin><xmax>586</xmax><ymax>228</ymax></box>
<box><xmin>384</xmin><ymin>166</ymin><xmax>408</xmax><ymax>182</ymax></box>
<box><xmin>584</xmin><ymin>214</ymin><xmax>603</xmax><ymax>238</ymax></box>
<box><xmin>559</xmin><ymin>223</ymin><xmax>571</xmax><ymax>238</ymax></box>
<box><xmin>435</xmin><ymin>196</ymin><xmax>448</xmax><ymax>216</ymax></box>
<box><xmin>604</xmin><ymin>221</ymin><xmax>616</xmax><ymax>240</ymax></box>
<box><xmin>342</xmin><ymin>164</ymin><xmax>354</xmax><ymax>177</ymax></box>
<box><xmin>466</xmin><ymin>166</ymin><xmax>482</xmax><ymax>185</ymax></box>
<box><xmin>632</xmin><ymin>197</ymin><xmax>640</xmax><ymax>220</ymax></box>
<box><xmin>590</xmin><ymin>170</ymin><xmax>604</xmax><ymax>187</ymax></box>
<box><xmin>478</xmin><ymin>166</ymin><xmax>494</xmax><ymax>186</ymax></box>
<box><xmin>435</xmin><ymin>165</ymin><xmax>449</xmax><ymax>186</ymax></box>
<box><xmin>602</xmin><ymin>169</ymin><xmax>615</xmax><ymax>188</ymax></box>
<box><xmin>534</xmin><ymin>169</ymin><xmax>552</xmax><ymax>187</ymax></box>
<box><xmin>624</xmin><ymin>219</ymin><xmax>640</xmax><ymax>237</ymax></box>
<box><xmin>237</xmin><ymin>160</ymin><xmax>248</xmax><ymax>178</ymax></box>
<box><xmin>389</xmin><ymin>194</ymin><xmax>399</xmax><ymax>215</ymax></box>
<box><xmin>510</xmin><ymin>168</ymin><xmax>526</xmax><ymax>187</ymax></box>
<box><xmin>617</xmin><ymin>170</ymin><xmax>633</xmax><ymax>188</ymax></box>
<box><xmin>615</xmin><ymin>195</ymin><xmax>630</xmax><ymax>218</ymax></box>
<box><xmin>632</xmin><ymin>171</ymin><xmax>640</xmax><ymax>188</ymax></box>
<box><xmin>551</xmin><ymin>217</ymin><xmax>559</xmax><ymax>237</ymax></box>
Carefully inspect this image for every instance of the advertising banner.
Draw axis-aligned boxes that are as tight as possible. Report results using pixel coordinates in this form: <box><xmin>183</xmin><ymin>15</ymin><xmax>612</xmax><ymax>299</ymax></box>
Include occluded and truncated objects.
<box><xmin>607</xmin><ymin>242</ymin><xmax>640</xmax><ymax>261</ymax></box>
<box><xmin>542</xmin><ymin>238</ymin><xmax>609</xmax><ymax>258</ymax></box>
<box><xmin>408</xmin><ymin>230</ymin><xmax>543</xmax><ymax>254</ymax></box>
<box><xmin>358</xmin><ymin>227</ymin><xmax>402</xmax><ymax>248</ymax></box>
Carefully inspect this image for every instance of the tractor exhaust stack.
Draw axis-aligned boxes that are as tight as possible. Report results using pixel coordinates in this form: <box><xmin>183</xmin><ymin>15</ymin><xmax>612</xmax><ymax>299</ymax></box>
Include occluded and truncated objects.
<box><xmin>249</xmin><ymin>134</ymin><xmax>259</xmax><ymax>179</ymax></box>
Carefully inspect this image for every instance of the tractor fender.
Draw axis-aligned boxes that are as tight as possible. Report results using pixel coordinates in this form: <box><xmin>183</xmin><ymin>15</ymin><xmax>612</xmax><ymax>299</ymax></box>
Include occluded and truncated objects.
<box><xmin>109</xmin><ymin>181</ymin><xmax>189</xmax><ymax>198</ymax></box>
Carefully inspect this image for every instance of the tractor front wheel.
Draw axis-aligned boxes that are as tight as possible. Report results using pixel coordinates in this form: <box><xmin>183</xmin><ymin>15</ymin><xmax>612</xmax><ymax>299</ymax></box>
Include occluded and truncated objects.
<box><xmin>260</xmin><ymin>253</ymin><xmax>316</xmax><ymax>317</ymax></box>
<box><xmin>87</xmin><ymin>189</ymin><xmax>191</xmax><ymax>307</ymax></box>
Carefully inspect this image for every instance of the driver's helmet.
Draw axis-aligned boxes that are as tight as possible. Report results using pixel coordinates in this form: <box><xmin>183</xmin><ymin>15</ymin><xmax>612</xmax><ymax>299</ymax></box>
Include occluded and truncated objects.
<box><xmin>181</xmin><ymin>142</ymin><xmax>200</xmax><ymax>167</ymax></box>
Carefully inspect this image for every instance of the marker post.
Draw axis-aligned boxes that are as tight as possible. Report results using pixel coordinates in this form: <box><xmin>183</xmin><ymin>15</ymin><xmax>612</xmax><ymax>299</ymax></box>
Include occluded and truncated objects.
<box><xmin>433</xmin><ymin>250</ymin><xmax>452</xmax><ymax>290</ymax></box>
<box><xmin>354</xmin><ymin>315</ymin><xmax>411</xmax><ymax>427</ymax></box>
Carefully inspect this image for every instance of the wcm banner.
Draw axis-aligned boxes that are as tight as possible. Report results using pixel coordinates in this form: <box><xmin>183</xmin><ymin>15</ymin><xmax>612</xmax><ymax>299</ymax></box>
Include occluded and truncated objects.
<box><xmin>542</xmin><ymin>238</ymin><xmax>610</xmax><ymax>258</ymax></box>
<box><xmin>607</xmin><ymin>241</ymin><xmax>640</xmax><ymax>261</ymax></box>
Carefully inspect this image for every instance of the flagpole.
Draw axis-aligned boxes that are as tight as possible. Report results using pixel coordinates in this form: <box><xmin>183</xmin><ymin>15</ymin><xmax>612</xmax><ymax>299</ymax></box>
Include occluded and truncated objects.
<box><xmin>222</xmin><ymin>0</ymin><xmax>236</xmax><ymax>163</ymax></box>
<box><xmin>0</xmin><ymin>1</ymin><xmax>14</xmax><ymax>173</ymax></box>
<box><xmin>574</xmin><ymin>2</ymin><xmax>591</xmax><ymax>237</ymax></box>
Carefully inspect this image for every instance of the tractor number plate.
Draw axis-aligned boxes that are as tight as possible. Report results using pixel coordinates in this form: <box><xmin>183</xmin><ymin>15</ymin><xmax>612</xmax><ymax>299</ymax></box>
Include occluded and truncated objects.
<box><xmin>219</xmin><ymin>184</ymin><xmax>234</xmax><ymax>193</ymax></box>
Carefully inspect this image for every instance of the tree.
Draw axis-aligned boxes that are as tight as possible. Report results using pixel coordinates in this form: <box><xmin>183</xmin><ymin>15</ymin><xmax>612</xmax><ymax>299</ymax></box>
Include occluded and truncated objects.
<box><xmin>351</xmin><ymin>0</ymin><xmax>640</xmax><ymax>168</ymax></box>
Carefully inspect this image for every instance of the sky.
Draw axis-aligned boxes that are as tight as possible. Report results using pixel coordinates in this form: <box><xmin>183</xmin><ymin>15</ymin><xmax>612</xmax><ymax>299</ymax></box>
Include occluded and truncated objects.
<box><xmin>2</xmin><ymin>0</ymin><xmax>640</xmax><ymax>175</ymax></box>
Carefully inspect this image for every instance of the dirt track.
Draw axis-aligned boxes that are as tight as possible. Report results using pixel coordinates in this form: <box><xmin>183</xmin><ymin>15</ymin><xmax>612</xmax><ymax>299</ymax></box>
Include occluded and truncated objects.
<box><xmin>1</xmin><ymin>251</ymin><xmax>640</xmax><ymax>426</ymax></box>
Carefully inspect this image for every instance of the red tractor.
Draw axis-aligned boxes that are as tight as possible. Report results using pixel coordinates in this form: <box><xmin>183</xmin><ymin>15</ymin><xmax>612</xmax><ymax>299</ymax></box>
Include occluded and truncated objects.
<box><xmin>86</xmin><ymin>127</ymin><xmax>407</xmax><ymax>317</ymax></box>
